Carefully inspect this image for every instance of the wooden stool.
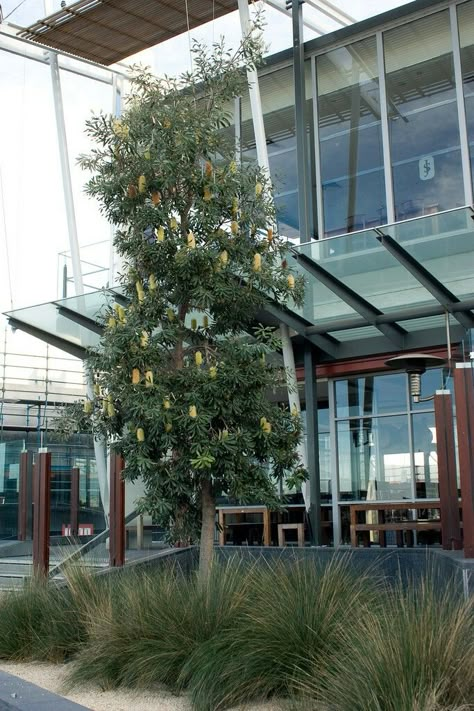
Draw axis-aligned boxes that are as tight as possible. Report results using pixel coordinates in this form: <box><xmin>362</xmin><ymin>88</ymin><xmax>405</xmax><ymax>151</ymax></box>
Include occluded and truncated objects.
<box><xmin>278</xmin><ymin>523</ymin><xmax>304</xmax><ymax>547</ymax></box>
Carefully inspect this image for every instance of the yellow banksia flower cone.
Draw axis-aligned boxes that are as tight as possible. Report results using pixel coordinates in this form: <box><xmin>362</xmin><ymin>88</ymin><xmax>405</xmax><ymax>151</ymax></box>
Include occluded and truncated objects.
<box><xmin>229</xmin><ymin>160</ymin><xmax>237</xmax><ymax>174</ymax></box>
<box><xmin>287</xmin><ymin>274</ymin><xmax>295</xmax><ymax>289</ymax></box>
<box><xmin>143</xmin><ymin>149</ymin><xmax>151</xmax><ymax>160</ymax></box>
<box><xmin>231</xmin><ymin>220</ymin><xmax>238</xmax><ymax>235</ymax></box>
<box><xmin>145</xmin><ymin>370</ymin><xmax>153</xmax><ymax>387</ymax></box>
<box><xmin>203</xmin><ymin>187</ymin><xmax>212</xmax><ymax>202</ymax></box>
<box><xmin>132</xmin><ymin>368</ymin><xmax>140</xmax><ymax>385</ymax></box>
<box><xmin>165</xmin><ymin>422</ymin><xmax>172</xmax><ymax>433</ymax></box>
<box><xmin>195</xmin><ymin>351</ymin><xmax>203</xmax><ymax>366</ymax></box>
<box><xmin>93</xmin><ymin>383</ymin><xmax>101</xmax><ymax>396</ymax></box>
<box><xmin>260</xmin><ymin>417</ymin><xmax>272</xmax><ymax>434</ymax></box>
<box><xmin>83</xmin><ymin>399</ymin><xmax>92</xmax><ymax>414</ymax></box>
<box><xmin>202</xmin><ymin>315</ymin><xmax>209</xmax><ymax>329</ymax></box>
<box><xmin>140</xmin><ymin>331</ymin><xmax>149</xmax><ymax>348</ymax></box>
<box><xmin>117</xmin><ymin>305</ymin><xmax>126</xmax><ymax>323</ymax></box>
<box><xmin>149</xmin><ymin>274</ymin><xmax>157</xmax><ymax>291</ymax></box>
<box><xmin>107</xmin><ymin>402</ymin><xmax>115</xmax><ymax>417</ymax></box>
<box><xmin>191</xmin><ymin>318</ymin><xmax>197</xmax><ymax>330</ymax></box>
<box><xmin>136</xmin><ymin>428</ymin><xmax>145</xmax><ymax>442</ymax></box>
<box><xmin>170</xmin><ymin>217</ymin><xmax>178</xmax><ymax>230</ymax></box>
<box><xmin>138</xmin><ymin>175</ymin><xmax>146</xmax><ymax>193</ymax></box>
<box><xmin>253</xmin><ymin>253</ymin><xmax>262</xmax><ymax>272</ymax></box>
<box><xmin>151</xmin><ymin>191</ymin><xmax>161</xmax><ymax>206</ymax></box>
<box><xmin>205</xmin><ymin>160</ymin><xmax>213</xmax><ymax>177</ymax></box>
<box><xmin>155</xmin><ymin>226</ymin><xmax>165</xmax><ymax>242</ymax></box>
<box><xmin>112</xmin><ymin>119</ymin><xmax>129</xmax><ymax>139</ymax></box>
<box><xmin>189</xmin><ymin>405</ymin><xmax>197</xmax><ymax>418</ymax></box>
<box><xmin>267</xmin><ymin>227</ymin><xmax>273</xmax><ymax>243</ymax></box>
<box><xmin>187</xmin><ymin>231</ymin><xmax>196</xmax><ymax>249</ymax></box>
<box><xmin>219</xmin><ymin>250</ymin><xmax>228</xmax><ymax>266</ymax></box>
<box><xmin>163</xmin><ymin>399</ymin><xmax>171</xmax><ymax>410</ymax></box>
<box><xmin>291</xmin><ymin>404</ymin><xmax>299</xmax><ymax>417</ymax></box>
<box><xmin>209</xmin><ymin>366</ymin><xmax>217</xmax><ymax>379</ymax></box>
<box><xmin>108</xmin><ymin>316</ymin><xmax>116</xmax><ymax>329</ymax></box>
<box><xmin>232</xmin><ymin>197</ymin><xmax>239</xmax><ymax>215</ymax></box>
<box><xmin>136</xmin><ymin>281</ymin><xmax>145</xmax><ymax>302</ymax></box>
<box><xmin>255</xmin><ymin>181</ymin><xmax>263</xmax><ymax>197</ymax></box>
<box><xmin>166</xmin><ymin>308</ymin><xmax>175</xmax><ymax>321</ymax></box>
<box><xmin>103</xmin><ymin>399</ymin><xmax>108</xmax><ymax>414</ymax></box>
<box><xmin>260</xmin><ymin>353</ymin><xmax>266</xmax><ymax>365</ymax></box>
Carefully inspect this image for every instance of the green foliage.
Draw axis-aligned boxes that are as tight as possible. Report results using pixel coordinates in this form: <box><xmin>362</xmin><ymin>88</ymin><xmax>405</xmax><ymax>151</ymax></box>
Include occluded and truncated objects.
<box><xmin>71</xmin><ymin>32</ymin><xmax>306</xmax><ymax>541</ymax></box>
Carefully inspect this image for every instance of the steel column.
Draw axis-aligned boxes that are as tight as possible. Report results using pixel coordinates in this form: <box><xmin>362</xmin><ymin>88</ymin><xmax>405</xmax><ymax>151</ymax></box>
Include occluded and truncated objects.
<box><xmin>291</xmin><ymin>0</ymin><xmax>313</xmax><ymax>242</ymax></box>
<box><xmin>70</xmin><ymin>467</ymin><xmax>80</xmax><ymax>537</ymax></box>
<box><xmin>109</xmin><ymin>453</ymin><xmax>125</xmax><ymax>567</ymax></box>
<box><xmin>32</xmin><ymin>452</ymin><xmax>51</xmax><ymax>577</ymax></box>
<box><xmin>454</xmin><ymin>365</ymin><xmax>474</xmax><ymax>558</ymax></box>
<box><xmin>304</xmin><ymin>343</ymin><xmax>321</xmax><ymax>545</ymax></box>
<box><xmin>434</xmin><ymin>391</ymin><xmax>462</xmax><ymax>550</ymax></box>
<box><xmin>18</xmin><ymin>451</ymin><xmax>33</xmax><ymax>541</ymax></box>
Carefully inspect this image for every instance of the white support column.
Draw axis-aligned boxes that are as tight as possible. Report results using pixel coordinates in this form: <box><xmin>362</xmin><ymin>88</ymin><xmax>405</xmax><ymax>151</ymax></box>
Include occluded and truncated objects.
<box><xmin>108</xmin><ymin>72</ymin><xmax>122</xmax><ymax>287</ymax></box>
<box><xmin>49</xmin><ymin>51</ymin><xmax>110</xmax><ymax>521</ymax></box>
<box><xmin>237</xmin><ymin>0</ymin><xmax>307</xmax><ymax>507</ymax></box>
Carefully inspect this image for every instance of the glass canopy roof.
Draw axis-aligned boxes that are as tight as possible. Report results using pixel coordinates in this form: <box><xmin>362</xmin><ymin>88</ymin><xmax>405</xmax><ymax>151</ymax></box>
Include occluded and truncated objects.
<box><xmin>4</xmin><ymin>208</ymin><xmax>474</xmax><ymax>362</ymax></box>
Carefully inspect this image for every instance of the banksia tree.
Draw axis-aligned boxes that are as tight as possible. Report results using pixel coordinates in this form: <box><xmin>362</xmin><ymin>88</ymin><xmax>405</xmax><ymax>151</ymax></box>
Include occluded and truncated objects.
<box><xmin>77</xmin><ymin>32</ymin><xmax>306</xmax><ymax>584</ymax></box>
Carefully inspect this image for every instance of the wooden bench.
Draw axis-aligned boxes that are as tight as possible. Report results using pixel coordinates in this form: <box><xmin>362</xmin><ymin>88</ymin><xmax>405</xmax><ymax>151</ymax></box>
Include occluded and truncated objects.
<box><xmin>349</xmin><ymin>502</ymin><xmax>444</xmax><ymax>548</ymax></box>
<box><xmin>278</xmin><ymin>523</ymin><xmax>305</xmax><ymax>547</ymax></box>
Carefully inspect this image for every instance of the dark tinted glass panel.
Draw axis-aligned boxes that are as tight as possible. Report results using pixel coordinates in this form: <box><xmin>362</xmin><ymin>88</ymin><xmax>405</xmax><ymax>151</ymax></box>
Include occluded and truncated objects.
<box><xmin>335</xmin><ymin>372</ymin><xmax>407</xmax><ymax>418</ymax></box>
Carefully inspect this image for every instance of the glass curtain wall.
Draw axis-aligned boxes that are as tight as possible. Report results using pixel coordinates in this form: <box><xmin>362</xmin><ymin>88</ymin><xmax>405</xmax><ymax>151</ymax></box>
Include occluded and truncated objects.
<box><xmin>335</xmin><ymin>369</ymin><xmax>443</xmax><ymax>504</ymax></box>
<box><xmin>458</xmin><ymin>0</ymin><xmax>474</xmax><ymax>177</ymax></box>
<box><xmin>240</xmin><ymin>63</ymin><xmax>314</xmax><ymax>240</ymax></box>
<box><xmin>316</xmin><ymin>37</ymin><xmax>386</xmax><ymax>237</ymax></box>
<box><xmin>384</xmin><ymin>10</ymin><xmax>464</xmax><ymax>221</ymax></box>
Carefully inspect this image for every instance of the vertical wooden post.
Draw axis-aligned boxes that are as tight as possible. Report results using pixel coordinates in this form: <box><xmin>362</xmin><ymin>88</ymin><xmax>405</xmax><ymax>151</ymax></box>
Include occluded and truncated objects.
<box><xmin>434</xmin><ymin>391</ymin><xmax>462</xmax><ymax>550</ymax></box>
<box><xmin>70</xmin><ymin>467</ymin><xmax>80</xmax><ymax>537</ymax></box>
<box><xmin>136</xmin><ymin>514</ymin><xmax>144</xmax><ymax>550</ymax></box>
<box><xmin>109</xmin><ymin>453</ymin><xmax>125</xmax><ymax>567</ymax></box>
<box><xmin>18</xmin><ymin>451</ymin><xmax>33</xmax><ymax>541</ymax></box>
<box><xmin>263</xmin><ymin>507</ymin><xmax>271</xmax><ymax>546</ymax></box>
<box><xmin>32</xmin><ymin>452</ymin><xmax>51</xmax><ymax>577</ymax></box>
<box><xmin>454</xmin><ymin>365</ymin><xmax>474</xmax><ymax>558</ymax></box>
<box><xmin>218</xmin><ymin>509</ymin><xmax>225</xmax><ymax>546</ymax></box>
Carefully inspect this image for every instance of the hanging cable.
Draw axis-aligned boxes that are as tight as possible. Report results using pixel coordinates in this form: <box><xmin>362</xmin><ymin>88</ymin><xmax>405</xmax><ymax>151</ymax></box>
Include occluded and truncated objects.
<box><xmin>184</xmin><ymin>0</ymin><xmax>193</xmax><ymax>71</ymax></box>
<box><xmin>4</xmin><ymin>0</ymin><xmax>29</xmax><ymax>21</ymax></box>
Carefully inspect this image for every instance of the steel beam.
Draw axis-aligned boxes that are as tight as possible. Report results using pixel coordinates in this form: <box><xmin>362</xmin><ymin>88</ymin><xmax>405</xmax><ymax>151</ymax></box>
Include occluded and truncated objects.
<box><xmin>304</xmin><ymin>344</ymin><xmax>321</xmax><ymax>545</ymax></box>
<box><xmin>264</xmin><ymin>302</ymin><xmax>340</xmax><ymax>358</ymax></box>
<box><xmin>376</xmin><ymin>232</ymin><xmax>474</xmax><ymax>330</ymax></box>
<box><xmin>55</xmin><ymin>304</ymin><xmax>104</xmax><ymax>335</ymax></box>
<box><xmin>7</xmin><ymin>317</ymin><xmax>87</xmax><ymax>360</ymax></box>
<box><xmin>453</xmin><ymin>365</ymin><xmax>474</xmax><ymax>558</ymax></box>
<box><xmin>293</xmin><ymin>252</ymin><xmax>406</xmax><ymax>346</ymax></box>
<box><xmin>434</xmin><ymin>391</ymin><xmax>462</xmax><ymax>550</ymax></box>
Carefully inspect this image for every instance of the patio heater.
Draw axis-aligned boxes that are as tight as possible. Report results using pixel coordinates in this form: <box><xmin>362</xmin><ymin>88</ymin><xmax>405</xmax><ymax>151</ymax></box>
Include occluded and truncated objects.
<box><xmin>384</xmin><ymin>353</ymin><xmax>446</xmax><ymax>402</ymax></box>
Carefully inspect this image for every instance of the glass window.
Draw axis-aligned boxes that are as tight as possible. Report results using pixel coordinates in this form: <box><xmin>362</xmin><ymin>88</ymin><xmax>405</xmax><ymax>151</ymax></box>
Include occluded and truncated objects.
<box><xmin>384</xmin><ymin>11</ymin><xmax>464</xmax><ymax>220</ymax></box>
<box><xmin>335</xmin><ymin>372</ymin><xmax>407</xmax><ymax>418</ymax></box>
<box><xmin>317</xmin><ymin>36</ymin><xmax>386</xmax><ymax>237</ymax></box>
<box><xmin>412</xmin><ymin>412</ymin><xmax>438</xmax><ymax>499</ymax></box>
<box><xmin>337</xmin><ymin>414</ymin><xmax>411</xmax><ymax>501</ymax></box>
<box><xmin>241</xmin><ymin>64</ymin><xmax>313</xmax><ymax>240</ymax></box>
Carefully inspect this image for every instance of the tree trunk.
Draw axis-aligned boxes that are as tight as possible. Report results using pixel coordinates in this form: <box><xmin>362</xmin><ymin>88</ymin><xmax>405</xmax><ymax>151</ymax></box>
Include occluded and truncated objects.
<box><xmin>198</xmin><ymin>477</ymin><xmax>215</xmax><ymax>589</ymax></box>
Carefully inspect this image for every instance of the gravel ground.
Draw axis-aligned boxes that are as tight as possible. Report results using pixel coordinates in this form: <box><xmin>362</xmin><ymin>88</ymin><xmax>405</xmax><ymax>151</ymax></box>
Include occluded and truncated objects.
<box><xmin>0</xmin><ymin>662</ymin><xmax>288</xmax><ymax>711</ymax></box>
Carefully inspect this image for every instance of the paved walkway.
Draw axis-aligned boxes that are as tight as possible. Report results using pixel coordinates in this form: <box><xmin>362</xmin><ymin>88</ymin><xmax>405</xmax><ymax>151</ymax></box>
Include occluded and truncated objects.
<box><xmin>0</xmin><ymin>671</ymin><xmax>90</xmax><ymax>710</ymax></box>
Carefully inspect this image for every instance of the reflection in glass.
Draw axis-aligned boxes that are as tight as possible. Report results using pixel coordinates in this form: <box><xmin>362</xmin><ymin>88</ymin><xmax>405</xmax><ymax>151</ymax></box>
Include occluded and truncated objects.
<box><xmin>240</xmin><ymin>64</ymin><xmax>313</xmax><ymax>240</ymax></box>
<box><xmin>412</xmin><ymin>412</ymin><xmax>438</xmax><ymax>499</ymax></box>
<box><xmin>384</xmin><ymin>11</ymin><xmax>463</xmax><ymax>220</ymax></box>
<box><xmin>317</xmin><ymin>36</ymin><xmax>386</xmax><ymax>237</ymax></box>
<box><xmin>337</xmin><ymin>415</ymin><xmax>411</xmax><ymax>501</ymax></box>
<box><xmin>458</xmin><ymin>1</ymin><xmax>474</xmax><ymax>182</ymax></box>
<box><xmin>335</xmin><ymin>372</ymin><xmax>407</xmax><ymax>418</ymax></box>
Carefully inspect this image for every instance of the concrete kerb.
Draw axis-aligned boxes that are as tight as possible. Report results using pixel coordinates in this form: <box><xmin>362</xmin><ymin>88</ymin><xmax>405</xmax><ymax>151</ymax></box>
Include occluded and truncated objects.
<box><xmin>0</xmin><ymin>671</ymin><xmax>90</xmax><ymax>710</ymax></box>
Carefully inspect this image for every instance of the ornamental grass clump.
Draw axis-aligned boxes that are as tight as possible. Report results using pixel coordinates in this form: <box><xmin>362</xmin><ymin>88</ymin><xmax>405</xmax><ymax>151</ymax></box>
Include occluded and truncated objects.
<box><xmin>66</xmin><ymin>558</ymin><xmax>253</xmax><ymax>691</ymax></box>
<box><xmin>297</xmin><ymin>578</ymin><xmax>474</xmax><ymax>711</ymax></box>
<box><xmin>183</xmin><ymin>555</ymin><xmax>378</xmax><ymax>711</ymax></box>
<box><xmin>0</xmin><ymin>564</ymin><xmax>105</xmax><ymax>662</ymax></box>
